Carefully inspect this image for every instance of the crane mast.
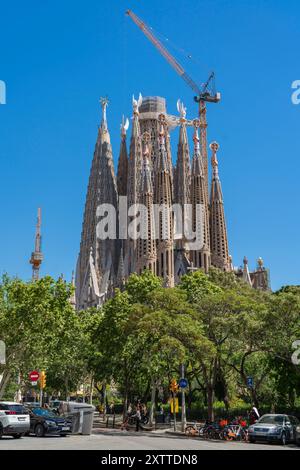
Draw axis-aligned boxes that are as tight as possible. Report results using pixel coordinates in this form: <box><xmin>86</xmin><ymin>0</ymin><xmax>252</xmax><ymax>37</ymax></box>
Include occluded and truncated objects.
<box><xmin>30</xmin><ymin>207</ymin><xmax>43</xmax><ymax>281</ymax></box>
<box><xmin>126</xmin><ymin>9</ymin><xmax>220</xmax><ymax>198</ymax></box>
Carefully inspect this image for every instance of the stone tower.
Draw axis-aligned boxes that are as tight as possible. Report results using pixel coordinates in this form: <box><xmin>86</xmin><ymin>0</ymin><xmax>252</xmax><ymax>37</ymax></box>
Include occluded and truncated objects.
<box><xmin>136</xmin><ymin>133</ymin><xmax>157</xmax><ymax>275</ymax></box>
<box><xmin>117</xmin><ymin>116</ymin><xmax>129</xmax><ymax>197</ymax></box>
<box><xmin>190</xmin><ymin>122</ymin><xmax>211</xmax><ymax>272</ymax></box>
<box><xmin>174</xmin><ymin>100</ymin><xmax>190</xmax><ymax>250</ymax></box>
<box><xmin>76</xmin><ymin>98</ymin><xmax>118</xmax><ymax>309</ymax></box>
<box><xmin>209</xmin><ymin>141</ymin><xmax>230</xmax><ymax>271</ymax></box>
<box><xmin>154</xmin><ymin>115</ymin><xmax>174</xmax><ymax>287</ymax></box>
<box><xmin>126</xmin><ymin>95</ymin><xmax>143</xmax><ymax>274</ymax></box>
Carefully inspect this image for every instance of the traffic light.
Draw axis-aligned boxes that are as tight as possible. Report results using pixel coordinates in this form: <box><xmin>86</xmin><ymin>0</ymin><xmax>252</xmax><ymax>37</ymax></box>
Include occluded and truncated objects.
<box><xmin>169</xmin><ymin>378</ymin><xmax>179</xmax><ymax>393</ymax></box>
<box><xmin>40</xmin><ymin>370</ymin><xmax>46</xmax><ymax>389</ymax></box>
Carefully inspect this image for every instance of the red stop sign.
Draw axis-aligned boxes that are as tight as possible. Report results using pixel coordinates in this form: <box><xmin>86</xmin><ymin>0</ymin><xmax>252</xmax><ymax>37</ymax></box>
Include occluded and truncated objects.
<box><xmin>29</xmin><ymin>370</ymin><xmax>40</xmax><ymax>382</ymax></box>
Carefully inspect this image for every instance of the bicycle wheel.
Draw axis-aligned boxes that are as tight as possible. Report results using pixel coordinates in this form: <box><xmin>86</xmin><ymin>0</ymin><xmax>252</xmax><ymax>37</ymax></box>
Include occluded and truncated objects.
<box><xmin>207</xmin><ymin>427</ymin><xmax>216</xmax><ymax>439</ymax></box>
<box><xmin>185</xmin><ymin>425</ymin><xmax>197</xmax><ymax>436</ymax></box>
<box><xmin>223</xmin><ymin>428</ymin><xmax>234</xmax><ymax>441</ymax></box>
<box><xmin>198</xmin><ymin>426</ymin><xmax>207</xmax><ymax>439</ymax></box>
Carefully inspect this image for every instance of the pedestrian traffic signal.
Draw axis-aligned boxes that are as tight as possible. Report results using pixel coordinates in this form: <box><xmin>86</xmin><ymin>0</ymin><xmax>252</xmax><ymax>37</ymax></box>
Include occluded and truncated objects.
<box><xmin>40</xmin><ymin>370</ymin><xmax>46</xmax><ymax>389</ymax></box>
<box><xmin>169</xmin><ymin>378</ymin><xmax>179</xmax><ymax>393</ymax></box>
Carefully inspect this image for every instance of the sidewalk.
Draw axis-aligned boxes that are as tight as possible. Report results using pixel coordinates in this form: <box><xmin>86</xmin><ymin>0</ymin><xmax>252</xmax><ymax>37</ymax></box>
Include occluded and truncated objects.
<box><xmin>93</xmin><ymin>413</ymin><xmax>175</xmax><ymax>433</ymax></box>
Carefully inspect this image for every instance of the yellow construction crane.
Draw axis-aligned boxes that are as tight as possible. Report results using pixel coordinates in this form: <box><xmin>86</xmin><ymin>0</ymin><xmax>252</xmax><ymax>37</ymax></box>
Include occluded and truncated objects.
<box><xmin>126</xmin><ymin>9</ymin><xmax>220</xmax><ymax>193</ymax></box>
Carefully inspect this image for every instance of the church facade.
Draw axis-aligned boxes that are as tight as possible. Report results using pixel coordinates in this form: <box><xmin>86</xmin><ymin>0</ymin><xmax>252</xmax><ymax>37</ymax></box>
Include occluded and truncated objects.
<box><xmin>75</xmin><ymin>95</ymin><xmax>270</xmax><ymax>310</ymax></box>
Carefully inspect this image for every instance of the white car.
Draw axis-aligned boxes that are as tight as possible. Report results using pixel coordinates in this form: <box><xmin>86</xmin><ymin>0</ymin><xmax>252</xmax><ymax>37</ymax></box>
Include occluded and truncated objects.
<box><xmin>0</xmin><ymin>402</ymin><xmax>30</xmax><ymax>439</ymax></box>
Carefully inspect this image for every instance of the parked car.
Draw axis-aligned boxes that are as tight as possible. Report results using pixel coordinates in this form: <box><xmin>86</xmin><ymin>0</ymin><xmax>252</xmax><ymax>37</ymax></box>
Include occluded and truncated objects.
<box><xmin>0</xmin><ymin>402</ymin><xmax>30</xmax><ymax>439</ymax></box>
<box><xmin>248</xmin><ymin>414</ymin><xmax>299</xmax><ymax>445</ymax></box>
<box><xmin>27</xmin><ymin>407</ymin><xmax>72</xmax><ymax>437</ymax></box>
<box><xmin>296</xmin><ymin>422</ymin><xmax>300</xmax><ymax>446</ymax></box>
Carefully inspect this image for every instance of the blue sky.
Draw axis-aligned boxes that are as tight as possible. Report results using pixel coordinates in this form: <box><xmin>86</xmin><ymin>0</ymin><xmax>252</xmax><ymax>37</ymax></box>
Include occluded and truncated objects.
<box><xmin>0</xmin><ymin>0</ymin><xmax>299</xmax><ymax>290</ymax></box>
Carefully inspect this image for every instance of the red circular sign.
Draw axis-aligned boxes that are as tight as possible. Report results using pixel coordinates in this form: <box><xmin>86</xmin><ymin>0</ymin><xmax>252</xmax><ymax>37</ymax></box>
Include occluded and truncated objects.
<box><xmin>29</xmin><ymin>370</ymin><xmax>40</xmax><ymax>382</ymax></box>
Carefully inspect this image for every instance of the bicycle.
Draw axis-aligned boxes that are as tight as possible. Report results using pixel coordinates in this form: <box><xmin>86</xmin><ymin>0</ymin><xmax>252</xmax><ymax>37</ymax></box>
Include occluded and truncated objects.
<box><xmin>223</xmin><ymin>422</ymin><xmax>248</xmax><ymax>441</ymax></box>
<box><xmin>185</xmin><ymin>422</ymin><xmax>203</xmax><ymax>436</ymax></box>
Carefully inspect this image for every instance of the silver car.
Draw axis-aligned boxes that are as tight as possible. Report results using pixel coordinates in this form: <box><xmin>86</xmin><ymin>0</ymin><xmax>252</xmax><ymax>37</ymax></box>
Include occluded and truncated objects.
<box><xmin>248</xmin><ymin>414</ymin><xmax>299</xmax><ymax>445</ymax></box>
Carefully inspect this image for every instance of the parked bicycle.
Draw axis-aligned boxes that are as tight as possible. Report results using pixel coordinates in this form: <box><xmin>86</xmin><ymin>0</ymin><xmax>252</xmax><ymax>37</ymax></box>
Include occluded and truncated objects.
<box><xmin>185</xmin><ymin>422</ymin><xmax>203</xmax><ymax>436</ymax></box>
<box><xmin>185</xmin><ymin>417</ymin><xmax>249</xmax><ymax>442</ymax></box>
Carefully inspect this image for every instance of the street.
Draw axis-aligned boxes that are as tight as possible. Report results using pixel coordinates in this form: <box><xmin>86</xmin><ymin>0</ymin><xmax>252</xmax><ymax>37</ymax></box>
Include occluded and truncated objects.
<box><xmin>0</xmin><ymin>429</ymin><xmax>299</xmax><ymax>450</ymax></box>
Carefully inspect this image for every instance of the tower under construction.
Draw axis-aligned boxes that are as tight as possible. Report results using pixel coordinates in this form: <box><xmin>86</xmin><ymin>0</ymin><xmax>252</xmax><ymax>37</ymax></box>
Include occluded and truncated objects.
<box><xmin>30</xmin><ymin>208</ymin><xmax>43</xmax><ymax>281</ymax></box>
<box><xmin>75</xmin><ymin>97</ymin><xmax>270</xmax><ymax>310</ymax></box>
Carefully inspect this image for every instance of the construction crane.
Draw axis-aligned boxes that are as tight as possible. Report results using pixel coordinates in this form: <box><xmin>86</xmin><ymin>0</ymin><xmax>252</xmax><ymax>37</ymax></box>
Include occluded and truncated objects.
<box><xmin>126</xmin><ymin>9</ymin><xmax>220</xmax><ymax>194</ymax></box>
<box><xmin>30</xmin><ymin>207</ymin><xmax>43</xmax><ymax>281</ymax></box>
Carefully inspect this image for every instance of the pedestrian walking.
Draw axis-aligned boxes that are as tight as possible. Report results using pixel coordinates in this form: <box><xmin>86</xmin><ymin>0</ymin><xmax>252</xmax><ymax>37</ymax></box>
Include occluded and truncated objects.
<box><xmin>109</xmin><ymin>402</ymin><xmax>115</xmax><ymax>415</ymax></box>
<box><xmin>134</xmin><ymin>405</ymin><xmax>141</xmax><ymax>432</ymax></box>
<box><xmin>249</xmin><ymin>406</ymin><xmax>260</xmax><ymax>424</ymax></box>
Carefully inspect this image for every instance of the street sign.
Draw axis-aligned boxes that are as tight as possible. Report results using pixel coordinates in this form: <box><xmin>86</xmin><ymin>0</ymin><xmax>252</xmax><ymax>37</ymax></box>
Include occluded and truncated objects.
<box><xmin>31</xmin><ymin>381</ymin><xmax>37</xmax><ymax>386</ymax></box>
<box><xmin>179</xmin><ymin>378</ymin><xmax>188</xmax><ymax>389</ymax></box>
<box><xmin>247</xmin><ymin>376</ymin><xmax>253</xmax><ymax>388</ymax></box>
<box><xmin>29</xmin><ymin>370</ymin><xmax>40</xmax><ymax>382</ymax></box>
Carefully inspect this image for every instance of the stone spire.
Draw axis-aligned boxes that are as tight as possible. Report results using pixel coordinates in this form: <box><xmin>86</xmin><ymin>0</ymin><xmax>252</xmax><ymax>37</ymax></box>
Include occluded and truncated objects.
<box><xmin>116</xmin><ymin>247</ymin><xmax>126</xmax><ymax>289</ymax></box>
<box><xmin>190</xmin><ymin>121</ymin><xmax>210</xmax><ymax>272</ymax></box>
<box><xmin>251</xmin><ymin>257</ymin><xmax>270</xmax><ymax>290</ymax></box>
<box><xmin>209</xmin><ymin>141</ymin><xmax>230</xmax><ymax>271</ymax></box>
<box><xmin>126</xmin><ymin>94</ymin><xmax>143</xmax><ymax>274</ymax></box>
<box><xmin>69</xmin><ymin>270</ymin><xmax>76</xmax><ymax>308</ymax></box>
<box><xmin>136</xmin><ymin>132</ymin><xmax>157</xmax><ymax>275</ymax></box>
<box><xmin>228</xmin><ymin>254</ymin><xmax>234</xmax><ymax>272</ymax></box>
<box><xmin>117</xmin><ymin>116</ymin><xmax>129</xmax><ymax>197</ymax></box>
<box><xmin>76</xmin><ymin>98</ymin><xmax>118</xmax><ymax>309</ymax></box>
<box><xmin>174</xmin><ymin>100</ymin><xmax>190</xmax><ymax>249</ymax></box>
<box><xmin>127</xmin><ymin>94</ymin><xmax>143</xmax><ymax>207</ymax></box>
<box><xmin>154</xmin><ymin>114</ymin><xmax>174</xmax><ymax>287</ymax></box>
<box><xmin>242</xmin><ymin>256</ymin><xmax>252</xmax><ymax>286</ymax></box>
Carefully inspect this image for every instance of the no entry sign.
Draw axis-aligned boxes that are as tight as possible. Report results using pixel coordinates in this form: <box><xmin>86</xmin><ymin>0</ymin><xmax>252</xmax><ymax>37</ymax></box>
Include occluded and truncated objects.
<box><xmin>29</xmin><ymin>370</ymin><xmax>40</xmax><ymax>382</ymax></box>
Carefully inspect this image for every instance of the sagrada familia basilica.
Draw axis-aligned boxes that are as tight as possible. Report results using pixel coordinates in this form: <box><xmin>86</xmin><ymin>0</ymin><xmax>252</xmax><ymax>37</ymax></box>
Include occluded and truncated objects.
<box><xmin>75</xmin><ymin>95</ymin><xmax>270</xmax><ymax>310</ymax></box>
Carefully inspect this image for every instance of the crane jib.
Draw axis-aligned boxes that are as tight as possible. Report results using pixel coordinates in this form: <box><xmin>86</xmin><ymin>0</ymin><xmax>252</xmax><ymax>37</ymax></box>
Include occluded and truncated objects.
<box><xmin>126</xmin><ymin>9</ymin><xmax>218</xmax><ymax>102</ymax></box>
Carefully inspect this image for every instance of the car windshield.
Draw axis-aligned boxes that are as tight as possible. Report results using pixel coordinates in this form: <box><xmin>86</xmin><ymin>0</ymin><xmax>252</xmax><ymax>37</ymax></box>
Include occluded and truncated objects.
<box><xmin>258</xmin><ymin>415</ymin><xmax>284</xmax><ymax>425</ymax></box>
<box><xmin>32</xmin><ymin>408</ymin><xmax>57</xmax><ymax>418</ymax></box>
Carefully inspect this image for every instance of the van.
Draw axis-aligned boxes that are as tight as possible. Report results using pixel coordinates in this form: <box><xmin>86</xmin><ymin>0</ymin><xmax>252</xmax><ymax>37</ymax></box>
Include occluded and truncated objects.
<box><xmin>0</xmin><ymin>402</ymin><xmax>30</xmax><ymax>438</ymax></box>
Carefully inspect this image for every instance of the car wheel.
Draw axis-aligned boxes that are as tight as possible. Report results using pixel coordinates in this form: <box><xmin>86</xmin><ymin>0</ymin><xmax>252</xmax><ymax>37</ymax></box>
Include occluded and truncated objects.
<box><xmin>296</xmin><ymin>439</ymin><xmax>300</xmax><ymax>447</ymax></box>
<box><xmin>60</xmin><ymin>434</ymin><xmax>68</xmax><ymax>437</ymax></box>
<box><xmin>35</xmin><ymin>424</ymin><xmax>45</xmax><ymax>437</ymax></box>
<box><xmin>249</xmin><ymin>437</ymin><xmax>256</xmax><ymax>443</ymax></box>
<box><xmin>0</xmin><ymin>424</ymin><xmax>3</xmax><ymax>439</ymax></box>
<box><xmin>281</xmin><ymin>432</ymin><xmax>287</xmax><ymax>446</ymax></box>
<box><xmin>13</xmin><ymin>434</ymin><xmax>22</xmax><ymax>439</ymax></box>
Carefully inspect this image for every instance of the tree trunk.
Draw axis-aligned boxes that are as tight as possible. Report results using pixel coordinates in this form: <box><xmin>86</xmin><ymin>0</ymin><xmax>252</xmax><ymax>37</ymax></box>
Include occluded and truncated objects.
<box><xmin>64</xmin><ymin>376</ymin><xmax>70</xmax><ymax>401</ymax></box>
<box><xmin>102</xmin><ymin>381</ymin><xmax>107</xmax><ymax>421</ymax></box>
<box><xmin>0</xmin><ymin>368</ymin><xmax>11</xmax><ymax>400</ymax></box>
<box><xmin>123</xmin><ymin>388</ymin><xmax>128</xmax><ymax>420</ymax></box>
<box><xmin>14</xmin><ymin>371</ymin><xmax>22</xmax><ymax>403</ymax></box>
<box><xmin>90</xmin><ymin>376</ymin><xmax>94</xmax><ymax>405</ymax></box>
<box><xmin>207</xmin><ymin>385</ymin><xmax>215</xmax><ymax>422</ymax></box>
<box><xmin>149</xmin><ymin>380</ymin><xmax>156</xmax><ymax>427</ymax></box>
<box><xmin>250</xmin><ymin>387</ymin><xmax>259</xmax><ymax>409</ymax></box>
